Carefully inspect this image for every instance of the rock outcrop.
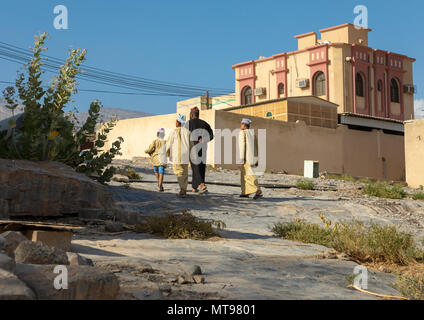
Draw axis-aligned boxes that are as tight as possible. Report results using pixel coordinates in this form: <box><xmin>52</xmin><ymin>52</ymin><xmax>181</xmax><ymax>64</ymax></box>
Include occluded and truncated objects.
<box><xmin>0</xmin><ymin>159</ymin><xmax>113</xmax><ymax>218</ymax></box>
<box><xmin>66</xmin><ymin>252</ymin><xmax>94</xmax><ymax>266</ymax></box>
<box><xmin>1</xmin><ymin>231</ymin><xmax>27</xmax><ymax>258</ymax></box>
<box><xmin>0</xmin><ymin>234</ymin><xmax>6</xmax><ymax>250</ymax></box>
<box><xmin>0</xmin><ymin>268</ymin><xmax>35</xmax><ymax>300</ymax></box>
<box><xmin>15</xmin><ymin>264</ymin><xmax>120</xmax><ymax>300</ymax></box>
<box><xmin>0</xmin><ymin>252</ymin><xmax>15</xmax><ymax>272</ymax></box>
<box><xmin>0</xmin><ymin>238</ymin><xmax>120</xmax><ymax>300</ymax></box>
<box><xmin>14</xmin><ymin>241</ymin><xmax>69</xmax><ymax>265</ymax></box>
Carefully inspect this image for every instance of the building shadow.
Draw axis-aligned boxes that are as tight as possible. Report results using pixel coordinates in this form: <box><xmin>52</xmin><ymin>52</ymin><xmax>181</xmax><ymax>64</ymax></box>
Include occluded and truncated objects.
<box><xmin>108</xmin><ymin>184</ymin><xmax>344</xmax><ymax>219</ymax></box>
<box><xmin>71</xmin><ymin>243</ymin><xmax>127</xmax><ymax>257</ymax></box>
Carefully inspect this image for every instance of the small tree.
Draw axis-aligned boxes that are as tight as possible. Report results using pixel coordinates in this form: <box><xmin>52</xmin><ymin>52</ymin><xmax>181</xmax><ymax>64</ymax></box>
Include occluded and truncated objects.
<box><xmin>0</xmin><ymin>32</ymin><xmax>123</xmax><ymax>183</ymax></box>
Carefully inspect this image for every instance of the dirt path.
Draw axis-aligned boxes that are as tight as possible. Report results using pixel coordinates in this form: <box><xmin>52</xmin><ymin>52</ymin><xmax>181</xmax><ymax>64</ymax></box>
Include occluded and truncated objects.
<box><xmin>70</xmin><ymin>160</ymin><xmax>424</xmax><ymax>299</ymax></box>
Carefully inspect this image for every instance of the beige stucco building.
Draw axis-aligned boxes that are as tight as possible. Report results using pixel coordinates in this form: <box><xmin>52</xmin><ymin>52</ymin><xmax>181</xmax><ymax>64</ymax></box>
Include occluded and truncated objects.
<box><xmin>227</xmin><ymin>96</ymin><xmax>338</xmax><ymax>129</ymax></box>
<box><xmin>105</xmin><ymin>23</ymin><xmax>418</xmax><ymax>183</ymax></box>
<box><xmin>405</xmin><ymin>119</ymin><xmax>424</xmax><ymax>188</ymax></box>
<box><xmin>232</xmin><ymin>23</ymin><xmax>416</xmax><ymax>122</ymax></box>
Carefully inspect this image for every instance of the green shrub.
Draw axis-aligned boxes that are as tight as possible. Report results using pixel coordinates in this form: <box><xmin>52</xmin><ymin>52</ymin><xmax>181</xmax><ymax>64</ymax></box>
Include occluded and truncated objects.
<box><xmin>324</xmin><ymin>173</ymin><xmax>374</xmax><ymax>184</ymax></box>
<box><xmin>296</xmin><ymin>179</ymin><xmax>315</xmax><ymax>190</ymax></box>
<box><xmin>412</xmin><ymin>193</ymin><xmax>424</xmax><ymax>201</ymax></box>
<box><xmin>272</xmin><ymin>219</ymin><xmax>333</xmax><ymax>247</ymax></box>
<box><xmin>0</xmin><ymin>32</ymin><xmax>123</xmax><ymax>183</ymax></box>
<box><xmin>272</xmin><ymin>216</ymin><xmax>423</xmax><ymax>265</ymax></box>
<box><xmin>363</xmin><ymin>182</ymin><xmax>406</xmax><ymax>199</ymax></box>
<box><xmin>134</xmin><ymin>212</ymin><xmax>226</xmax><ymax>240</ymax></box>
<box><xmin>325</xmin><ymin>174</ymin><xmax>357</xmax><ymax>182</ymax></box>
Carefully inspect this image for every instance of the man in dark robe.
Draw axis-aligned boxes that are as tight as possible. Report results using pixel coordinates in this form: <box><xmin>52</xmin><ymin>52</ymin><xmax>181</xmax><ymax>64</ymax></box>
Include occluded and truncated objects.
<box><xmin>188</xmin><ymin>107</ymin><xmax>214</xmax><ymax>193</ymax></box>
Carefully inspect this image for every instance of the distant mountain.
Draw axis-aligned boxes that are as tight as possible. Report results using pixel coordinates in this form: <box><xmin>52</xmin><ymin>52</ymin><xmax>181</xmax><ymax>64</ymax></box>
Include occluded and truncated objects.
<box><xmin>415</xmin><ymin>99</ymin><xmax>424</xmax><ymax>119</ymax></box>
<box><xmin>73</xmin><ymin>107</ymin><xmax>152</xmax><ymax>125</ymax></box>
<box><xmin>0</xmin><ymin>98</ymin><xmax>24</xmax><ymax>121</ymax></box>
<box><xmin>0</xmin><ymin>101</ymin><xmax>152</xmax><ymax>128</ymax></box>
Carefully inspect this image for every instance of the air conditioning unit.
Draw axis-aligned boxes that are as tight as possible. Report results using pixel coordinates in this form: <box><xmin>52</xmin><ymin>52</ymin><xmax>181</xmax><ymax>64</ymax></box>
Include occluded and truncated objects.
<box><xmin>296</xmin><ymin>79</ymin><xmax>310</xmax><ymax>88</ymax></box>
<box><xmin>403</xmin><ymin>85</ymin><xmax>416</xmax><ymax>94</ymax></box>
<box><xmin>254</xmin><ymin>87</ymin><xmax>266</xmax><ymax>96</ymax></box>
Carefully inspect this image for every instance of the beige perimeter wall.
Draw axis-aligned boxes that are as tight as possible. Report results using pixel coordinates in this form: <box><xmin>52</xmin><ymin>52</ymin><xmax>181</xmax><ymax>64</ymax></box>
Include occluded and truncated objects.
<box><xmin>104</xmin><ymin>111</ymin><xmax>217</xmax><ymax>163</ymax></box>
<box><xmin>213</xmin><ymin>110</ymin><xmax>404</xmax><ymax>181</ymax></box>
<box><xmin>105</xmin><ymin>110</ymin><xmax>405</xmax><ymax>181</ymax></box>
<box><xmin>405</xmin><ymin>119</ymin><xmax>424</xmax><ymax>188</ymax></box>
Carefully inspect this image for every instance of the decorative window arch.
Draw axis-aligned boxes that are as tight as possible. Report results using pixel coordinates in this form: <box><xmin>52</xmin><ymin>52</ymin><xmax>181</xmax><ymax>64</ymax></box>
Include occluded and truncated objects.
<box><xmin>278</xmin><ymin>83</ymin><xmax>285</xmax><ymax>98</ymax></box>
<box><xmin>266</xmin><ymin>112</ymin><xmax>273</xmax><ymax>118</ymax></box>
<box><xmin>313</xmin><ymin>72</ymin><xmax>326</xmax><ymax>96</ymax></box>
<box><xmin>390</xmin><ymin>78</ymin><xmax>400</xmax><ymax>103</ymax></box>
<box><xmin>356</xmin><ymin>73</ymin><xmax>365</xmax><ymax>97</ymax></box>
<box><xmin>241</xmin><ymin>86</ymin><xmax>252</xmax><ymax>105</ymax></box>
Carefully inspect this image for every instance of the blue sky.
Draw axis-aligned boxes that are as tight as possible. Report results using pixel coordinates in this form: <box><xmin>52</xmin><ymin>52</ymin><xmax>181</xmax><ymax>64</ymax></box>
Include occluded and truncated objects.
<box><xmin>0</xmin><ymin>0</ymin><xmax>422</xmax><ymax>115</ymax></box>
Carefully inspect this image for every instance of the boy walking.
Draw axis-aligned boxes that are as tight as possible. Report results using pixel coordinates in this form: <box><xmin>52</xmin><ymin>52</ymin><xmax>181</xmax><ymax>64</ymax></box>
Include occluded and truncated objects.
<box><xmin>145</xmin><ymin>128</ymin><xmax>167</xmax><ymax>192</ymax></box>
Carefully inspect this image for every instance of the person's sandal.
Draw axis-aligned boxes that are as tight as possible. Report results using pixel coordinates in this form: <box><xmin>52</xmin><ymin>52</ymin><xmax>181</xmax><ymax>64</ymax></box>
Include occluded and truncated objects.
<box><xmin>198</xmin><ymin>188</ymin><xmax>208</xmax><ymax>194</ymax></box>
<box><xmin>253</xmin><ymin>192</ymin><xmax>263</xmax><ymax>200</ymax></box>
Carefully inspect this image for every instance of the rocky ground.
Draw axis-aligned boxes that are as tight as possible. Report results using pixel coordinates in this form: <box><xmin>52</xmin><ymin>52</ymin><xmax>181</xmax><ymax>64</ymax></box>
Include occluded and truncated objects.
<box><xmin>69</xmin><ymin>159</ymin><xmax>424</xmax><ymax>300</ymax></box>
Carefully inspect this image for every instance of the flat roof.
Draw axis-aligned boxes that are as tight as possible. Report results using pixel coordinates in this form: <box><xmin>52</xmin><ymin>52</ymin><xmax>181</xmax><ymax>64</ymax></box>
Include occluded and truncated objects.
<box><xmin>339</xmin><ymin>113</ymin><xmax>404</xmax><ymax>133</ymax></box>
<box><xmin>319</xmin><ymin>23</ymin><xmax>372</xmax><ymax>33</ymax></box>
<box><xmin>223</xmin><ymin>96</ymin><xmax>339</xmax><ymax>112</ymax></box>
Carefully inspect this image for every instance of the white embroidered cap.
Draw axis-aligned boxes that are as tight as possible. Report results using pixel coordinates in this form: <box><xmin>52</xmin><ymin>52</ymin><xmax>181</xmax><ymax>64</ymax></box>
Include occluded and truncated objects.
<box><xmin>241</xmin><ymin>118</ymin><xmax>251</xmax><ymax>125</ymax></box>
<box><xmin>177</xmin><ymin>114</ymin><xmax>186</xmax><ymax>124</ymax></box>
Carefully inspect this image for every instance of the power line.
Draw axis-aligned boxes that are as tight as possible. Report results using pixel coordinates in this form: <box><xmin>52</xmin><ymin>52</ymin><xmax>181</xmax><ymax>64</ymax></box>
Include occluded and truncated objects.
<box><xmin>0</xmin><ymin>40</ymin><xmax>232</xmax><ymax>92</ymax></box>
<box><xmin>0</xmin><ymin>40</ymin><xmax>234</xmax><ymax>97</ymax></box>
<box><xmin>0</xmin><ymin>80</ymin><xmax>190</xmax><ymax>97</ymax></box>
<box><xmin>0</xmin><ymin>51</ymin><xmax>195</xmax><ymax>96</ymax></box>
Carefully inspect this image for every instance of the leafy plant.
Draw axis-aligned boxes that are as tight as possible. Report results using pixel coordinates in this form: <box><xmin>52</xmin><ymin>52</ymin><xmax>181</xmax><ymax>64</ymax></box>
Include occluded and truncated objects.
<box><xmin>0</xmin><ymin>32</ymin><xmax>123</xmax><ymax>183</ymax></box>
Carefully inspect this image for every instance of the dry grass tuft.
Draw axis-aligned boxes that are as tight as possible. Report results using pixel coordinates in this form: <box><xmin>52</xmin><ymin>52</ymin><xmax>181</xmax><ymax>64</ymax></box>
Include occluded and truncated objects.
<box><xmin>272</xmin><ymin>216</ymin><xmax>424</xmax><ymax>299</ymax></box>
<box><xmin>272</xmin><ymin>216</ymin><xmax>423</xmax><ymax>266</ymax></box>
<box><xmin>412</xmin><ymin>192</ymin><xmax>424</xmax><ymax>201</ymax></box>
<box><xmin>296</xmin><ymin>179</ymin><xmax>315</xmax><ymax>190</ymax></box>
<box><xmin>134</xmin><ymin>212</ymin><xmax>226</xmax><ymax>240</ymax></box>
<box><xmin>116</xmin><ymin>167</ymin><xmax>141</xmax><ymax>180</ymax></box>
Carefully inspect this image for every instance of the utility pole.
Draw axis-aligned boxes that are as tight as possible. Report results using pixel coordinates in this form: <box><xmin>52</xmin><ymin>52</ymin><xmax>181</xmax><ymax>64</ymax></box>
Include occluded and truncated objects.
<box><xmin>206</xmin><ymin>90</ymin><xmax>210</xmax><ymax>109</ymax></box>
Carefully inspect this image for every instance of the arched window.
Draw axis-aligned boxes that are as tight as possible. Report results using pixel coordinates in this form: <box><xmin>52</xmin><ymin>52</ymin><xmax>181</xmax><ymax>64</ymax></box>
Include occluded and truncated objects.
<box><xmin>241</xmin><ymin>86</ymin><xmax>252</xmax><ymax>105</ymax></box>
<box><xmin>390</xmin><ymin>78</ymin><xmax>400</xmax><ymax>103</ymax></box>
<box><xmin>278</xmin><ymin>83</ymin><xmax>285</xmax><ymax>98</ymax></box>
<box><xmin>313</xmin><ymin>72</ymin><xmax>326</xmax><ymax>96</ymax></box>
<box><xmin>356</xmin><ymin>73</ymin><xmax>365</xmax><ymax>97</ymax></box>
<box><xmin>266</xmin><ymin>112</ymin><xmax>272</xmax><ymax>118</ymax></box>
